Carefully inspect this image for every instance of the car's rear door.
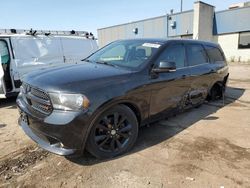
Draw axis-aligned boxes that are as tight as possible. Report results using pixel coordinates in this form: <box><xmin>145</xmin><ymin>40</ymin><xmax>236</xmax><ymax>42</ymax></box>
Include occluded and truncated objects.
<box><xmin>204</xmin><ymin>45</ymin><xmax>228</xmax><ymax>80</ymax></box>
<box><xmin>185</xmin><ymin>43</ymin><xmax>213</xmax><ymax>105</ymax></box>
<box><xmin>149</xmin><ymin>42</ymin><xmax>191</xmax><ymax>119</ymax></box>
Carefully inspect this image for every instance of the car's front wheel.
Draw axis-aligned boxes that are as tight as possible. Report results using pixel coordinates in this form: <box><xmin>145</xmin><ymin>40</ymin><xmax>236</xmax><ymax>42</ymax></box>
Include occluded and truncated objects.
<box><xmin>86</xmin><ymin>105</ymin><xmax>138</xmax><ymax>159</ymax></box>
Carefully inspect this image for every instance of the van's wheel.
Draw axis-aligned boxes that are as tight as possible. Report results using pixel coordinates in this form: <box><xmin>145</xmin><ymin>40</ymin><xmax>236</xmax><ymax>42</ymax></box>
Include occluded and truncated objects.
<box><xmin>86</xmin><ymin>105</ymin><xmax>138</xmax><ymax>159</ymax></box>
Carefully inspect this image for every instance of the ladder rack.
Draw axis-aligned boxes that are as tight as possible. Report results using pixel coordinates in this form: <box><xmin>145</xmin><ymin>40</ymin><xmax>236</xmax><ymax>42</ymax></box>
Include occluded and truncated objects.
<box><xmin>0</xmin><ymin>28</ymin><xmax>95</xmax><ymax>39</ymax></box>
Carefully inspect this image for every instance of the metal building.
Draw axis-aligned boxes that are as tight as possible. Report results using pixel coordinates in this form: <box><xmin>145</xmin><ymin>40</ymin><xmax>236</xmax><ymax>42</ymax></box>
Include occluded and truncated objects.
<box><xmin>98</xmin><ymin>1</ymin><xmax>250</xmax><ymax>62</ymax></box>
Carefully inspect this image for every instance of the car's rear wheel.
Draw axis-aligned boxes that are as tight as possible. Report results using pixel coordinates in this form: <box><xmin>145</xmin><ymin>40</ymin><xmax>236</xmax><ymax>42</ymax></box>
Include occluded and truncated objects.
<box><xmin>86</xmin><ymin>105</ymin><xmax>138</xmax><ymax>159</ymax></box>
<box><xmin>209</xmin><ymin>83</ymin><xmax>223</xmax><ymax>100</ymax></box>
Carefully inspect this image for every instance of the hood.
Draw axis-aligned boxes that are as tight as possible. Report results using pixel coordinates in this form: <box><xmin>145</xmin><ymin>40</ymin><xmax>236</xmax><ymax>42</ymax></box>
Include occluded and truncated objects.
<box><xmin>23</xmin><ymin>61</ymin><xmax>132</xmax><ymax>92</ymax></box>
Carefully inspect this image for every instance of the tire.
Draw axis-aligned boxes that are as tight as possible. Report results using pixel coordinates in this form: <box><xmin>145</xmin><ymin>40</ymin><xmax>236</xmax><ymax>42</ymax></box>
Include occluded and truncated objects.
<box><xmin>86</xmin><ymin>105</ymin><xmax>138</xmax><ymax>159</ymax></box>
<box><xmin>207</xmin><ymin>83</ymin><xmax>223</xmax><ymax>101</ymax></box>
<box><xmin>210</xmin><ymin>84</ymin><xmax>223</xmax><ymax>100</ymax></box>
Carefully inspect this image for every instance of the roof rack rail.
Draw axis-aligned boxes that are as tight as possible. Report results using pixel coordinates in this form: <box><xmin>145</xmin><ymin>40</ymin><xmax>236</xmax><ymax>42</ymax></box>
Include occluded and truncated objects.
<box><xmin>0</xmin><ymin>28</ymin><xmax>95</xmax><ymax>39</ymax></box>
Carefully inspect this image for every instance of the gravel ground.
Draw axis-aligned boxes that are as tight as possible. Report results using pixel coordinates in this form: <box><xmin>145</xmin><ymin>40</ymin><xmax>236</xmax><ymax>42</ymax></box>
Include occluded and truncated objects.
<box><xmin>0</xmin><ymin>63</ymin><xmax>250</xmax><ymax>188</ymax></box>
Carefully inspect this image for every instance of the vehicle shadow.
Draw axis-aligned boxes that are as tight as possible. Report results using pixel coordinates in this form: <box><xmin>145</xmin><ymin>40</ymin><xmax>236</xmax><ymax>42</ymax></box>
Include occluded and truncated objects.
<box><xmin>67</xmin><ymin>86</ymin><xmax>245</xmax><ymax>165</ymax></box>
<box><xmin>0</xmin><ymin>97</ymin><xmax>17</xmax><ymax>109</ymax></box>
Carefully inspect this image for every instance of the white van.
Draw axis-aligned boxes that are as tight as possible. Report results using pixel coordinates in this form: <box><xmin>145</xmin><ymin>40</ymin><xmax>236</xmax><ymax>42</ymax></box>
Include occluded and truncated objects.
<box><xmin>0</xmin><ymin>29</ymin><xmax>98</xmax><ymax>98</ymax></box>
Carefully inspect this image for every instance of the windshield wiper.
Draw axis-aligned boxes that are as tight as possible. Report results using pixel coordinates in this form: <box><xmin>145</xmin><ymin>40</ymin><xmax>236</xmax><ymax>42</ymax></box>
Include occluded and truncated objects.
<box><xmin>95</xmin><ymin>61</ymin><xmax>116</xmax><ymax>67</ymax></box>
<box><xmin>82</xmin><ymin>59</ymin><xmax>117</xmax><ymax>67</ymax></box>
<box><xmin>82</xmin><ymin>59</ymin><xmax>91</xmax><ymax>62</ymax></box>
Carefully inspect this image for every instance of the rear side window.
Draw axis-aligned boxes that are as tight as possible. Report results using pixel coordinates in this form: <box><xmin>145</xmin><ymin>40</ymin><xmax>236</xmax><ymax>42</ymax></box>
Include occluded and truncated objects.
<box><xmin>186</xmin><ymin>44</ymin><xmax>208</xmax><ymax>66</ymax></box>
<box><xmin>156</xmin><ymin>44</ymin><xmax>185</xmax><ymax>68</ymax></box>
<box><xmin>205</xmin><ymin>45</ymin><xmax>224</xmax><ymax>63</ymax></box>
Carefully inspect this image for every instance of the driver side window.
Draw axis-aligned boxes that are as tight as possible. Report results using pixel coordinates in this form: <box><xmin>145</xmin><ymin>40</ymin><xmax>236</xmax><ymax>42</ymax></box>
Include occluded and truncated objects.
<box><xmin>155</xmin><ymin>44</ymin><xmax>185</xmax><ymax>69</ymax></box>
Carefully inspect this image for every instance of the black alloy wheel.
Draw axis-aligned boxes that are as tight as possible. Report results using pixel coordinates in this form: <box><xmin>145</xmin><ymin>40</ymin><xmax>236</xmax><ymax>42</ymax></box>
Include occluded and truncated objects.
<box><xmin>86</xmin><ymin>105</ymin><xmax>138</xmax><ymax>159</ymax></box>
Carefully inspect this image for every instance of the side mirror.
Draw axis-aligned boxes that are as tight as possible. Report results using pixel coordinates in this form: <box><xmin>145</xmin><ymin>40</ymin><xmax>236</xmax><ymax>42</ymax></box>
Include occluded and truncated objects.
<box><xmin>152</xmin><ymin>61</ymin><xmax>176</xmax><ymax>73</ymax></box>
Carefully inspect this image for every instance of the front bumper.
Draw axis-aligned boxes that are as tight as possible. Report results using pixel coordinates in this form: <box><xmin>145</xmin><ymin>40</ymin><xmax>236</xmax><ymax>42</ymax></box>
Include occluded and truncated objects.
<box><xmin>19</xmin><ymin>118</ymin><xmax>76</xmax><ymax>155</ymax></box>
<box><xmin>17</xmin><ymin>96</ymin><xmax>91</xmax><ymax>156</ymax></box>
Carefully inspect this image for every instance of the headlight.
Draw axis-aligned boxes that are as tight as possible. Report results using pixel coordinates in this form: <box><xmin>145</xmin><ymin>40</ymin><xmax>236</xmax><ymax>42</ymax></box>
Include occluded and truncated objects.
<box><xmin>49</xmin><ymin>93</ymin><xmax>90</xmax><ymax>111</ymax></box>
<box><xmin>20</xmin><ymin>85</ymin><xmax>26</xmax><ymax>94</ymax></box>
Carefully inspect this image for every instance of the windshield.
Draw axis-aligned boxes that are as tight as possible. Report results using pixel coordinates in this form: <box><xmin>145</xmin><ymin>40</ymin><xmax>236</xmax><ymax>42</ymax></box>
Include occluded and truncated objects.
<box><xmin>86</xmin><ymin>40</ymin><xmax>162</xmax><ymax>69</ymax></box>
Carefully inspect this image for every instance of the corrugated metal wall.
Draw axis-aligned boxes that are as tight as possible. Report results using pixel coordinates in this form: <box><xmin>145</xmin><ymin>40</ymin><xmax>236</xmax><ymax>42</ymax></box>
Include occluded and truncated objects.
<box><xmin>98</xmin><ymin>6</ymin><xmax>250</xmax><ymax>47</ymax></box>
<box><xmin>214</xmin><ymin>6</ymin><xmax>250</xmax><ymax>34</ymax></box>
<box><xmin>98</xmin><ymin>10</ymin><xmax>194</xmax><ymax>47</ymax></box>
<box><xmin>168</xmin><ymin>10</ymin><xmax>193</xmax><ymax>37</ymax></box>
<box><xmin>98</xmin><ymin>16</ymin><xmax>169</xmax><ymax>47</ymax></box>
<box><xmin>98</xmin><ymin>11</ymin><xmax>194</xmax><ymax>47</ymax></box>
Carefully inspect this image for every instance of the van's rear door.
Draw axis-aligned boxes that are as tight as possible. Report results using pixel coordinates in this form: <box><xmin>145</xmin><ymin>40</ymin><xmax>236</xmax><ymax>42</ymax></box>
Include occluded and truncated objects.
<box><xmin>11</xmin><ymin>36</ymin><xmax>64</xmax><ymax>80</ymax></box>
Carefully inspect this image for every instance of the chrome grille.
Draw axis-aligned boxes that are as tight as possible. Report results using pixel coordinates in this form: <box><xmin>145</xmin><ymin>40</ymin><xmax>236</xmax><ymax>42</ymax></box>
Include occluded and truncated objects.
<box><xmin>31</xmin><ymin>87</ymin><xmax>49</xmax><ymax>101</ymax></box>
<box><xmin>22</xmin><ymin>83</ymin><xmax>52</xmax><ymax>115</ymax></box>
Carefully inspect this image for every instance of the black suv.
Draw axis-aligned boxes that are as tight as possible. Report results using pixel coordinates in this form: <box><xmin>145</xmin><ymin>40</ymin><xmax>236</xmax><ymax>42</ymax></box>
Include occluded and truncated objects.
<box><xmin>17</xmin><ymin>39</ymin><xmax>229</xmax><ymax>159</ymax></box>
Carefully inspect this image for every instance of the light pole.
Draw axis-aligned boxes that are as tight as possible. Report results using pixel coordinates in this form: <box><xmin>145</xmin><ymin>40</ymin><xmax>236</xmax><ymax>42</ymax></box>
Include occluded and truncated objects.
<box><xmin>181</xmin><ymin>0</ymin><xmax>183</xmax><ymax>12</ymax></box>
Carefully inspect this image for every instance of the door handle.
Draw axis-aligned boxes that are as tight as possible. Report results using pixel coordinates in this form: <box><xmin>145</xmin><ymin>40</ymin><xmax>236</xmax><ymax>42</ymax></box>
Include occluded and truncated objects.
<box><xmin>210</xmin><ymin>69</ymin><xmax>216</xmax><ymax>73</ymax></box>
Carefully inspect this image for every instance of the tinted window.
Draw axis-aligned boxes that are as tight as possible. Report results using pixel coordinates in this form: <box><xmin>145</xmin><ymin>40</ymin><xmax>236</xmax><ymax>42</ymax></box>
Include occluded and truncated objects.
<box><xmin>238</xmin><ymin>32</ymin><xmax>250</xmax><ymax>49</ymax></box>
<box><xmin>100</xmin><ymin>45</ymin><xmax>126</xmax><ymax>61</ymax></box>
<box><xmin>156</xmin><ymin>44</ymin><xmax>185</xmax><ymax>68</ymax></box>
<box><xmin>87</xmin><ymin>40</ymin><xmax>161</xmax><ymax>69</ymax></box>
<box><xmin>186</xmin><ymin>44</ymin><xmax>208</xmax><ymax>66</ymax></box>
<box><xmin>205</xmin><ymin>45</ymin><xmax>224</xmax><ymax>63</ymax></box>
<box><xmin>136</xmin><ymin>46</ymin><xmax>153</xmax><ymax>57</ymax></box>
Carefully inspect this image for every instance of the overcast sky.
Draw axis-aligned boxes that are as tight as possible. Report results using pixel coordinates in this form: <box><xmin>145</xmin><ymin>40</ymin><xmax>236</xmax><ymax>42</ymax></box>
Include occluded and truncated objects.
<box><xmin>0</xmin><ymin>0</ymin><xmax>245</xmax><ymax>35</ymax></box>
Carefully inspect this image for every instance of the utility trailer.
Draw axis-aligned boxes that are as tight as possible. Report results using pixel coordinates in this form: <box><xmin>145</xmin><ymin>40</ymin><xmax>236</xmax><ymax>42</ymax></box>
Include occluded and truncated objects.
<box><xmin>0</xmin><ymin>29</ymin><xmax>98</xmax><ymax>98</ymax></box>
